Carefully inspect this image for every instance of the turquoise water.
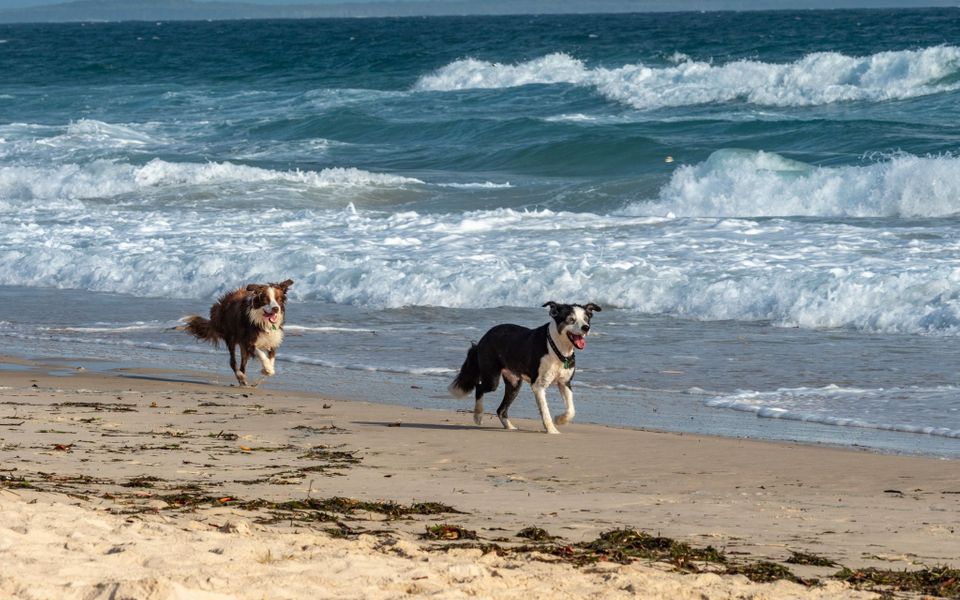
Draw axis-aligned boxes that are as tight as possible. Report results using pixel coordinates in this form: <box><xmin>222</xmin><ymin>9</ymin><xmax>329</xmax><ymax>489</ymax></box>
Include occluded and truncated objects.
<box><xmin>2</xmin><ymin>10</ymin><xmax>960</xmax><ymax>454</ymax></box>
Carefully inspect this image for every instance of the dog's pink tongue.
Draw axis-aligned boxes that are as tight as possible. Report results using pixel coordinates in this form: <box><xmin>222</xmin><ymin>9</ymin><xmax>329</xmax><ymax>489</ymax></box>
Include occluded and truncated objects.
<box><xmin>573</xmin><ymin>336</ymin><xmax>586</xmax><ymax>350</ymax></box>
<box><xmin>267</xmin><ymin>313</ymin><xmax>279</xmax><ymax>323</ymax></box>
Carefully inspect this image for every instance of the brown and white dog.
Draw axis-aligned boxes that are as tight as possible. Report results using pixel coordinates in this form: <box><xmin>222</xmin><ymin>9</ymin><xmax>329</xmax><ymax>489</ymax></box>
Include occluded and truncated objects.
<box><xmin>180</xmin><ymin>279</ymin><xmax>293</xmax><ymax>387</ymax></box>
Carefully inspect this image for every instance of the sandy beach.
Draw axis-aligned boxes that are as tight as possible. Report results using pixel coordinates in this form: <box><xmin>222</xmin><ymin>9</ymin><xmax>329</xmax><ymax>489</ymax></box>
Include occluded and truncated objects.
<box><xmin>1</xmin><ymin>356</ymin><xmax>957</xmax><ymax>599</ymax></box>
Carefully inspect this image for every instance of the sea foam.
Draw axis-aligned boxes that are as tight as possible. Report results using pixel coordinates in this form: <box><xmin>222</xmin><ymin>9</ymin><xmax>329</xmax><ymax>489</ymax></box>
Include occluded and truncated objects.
<box><xmin>3</xmin><ymin>202</ymin><xmax>960</xmax><ymax>334</ymax></box>
<box><xmin>706</xmin><ymin>385</ymin><xmax>960</xmax><ymax>439</ymax></box>
<box><xmin>0</xmin><ymin>159</ymin><xmax>423</xmax><ymax>205</ymax></box>
<box><xmin>625</xmin><ymin>149</ymin><xmax>960</xmax><ymax>218</ymax></box>
<box><xmin>416</xmin><ymin>46</ymin><xmax>960</xmax><ymax>109</ymax></box>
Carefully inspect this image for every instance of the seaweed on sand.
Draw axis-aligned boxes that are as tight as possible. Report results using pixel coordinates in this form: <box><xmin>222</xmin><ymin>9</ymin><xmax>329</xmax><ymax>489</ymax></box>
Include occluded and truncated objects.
<box><xmin>58</xmin><ymin>402</ymin><xmax>137</xmax><ymax>412</ymax></box>
<box><xmin>725</xmin><ymin>561</ymin><xmax>806</xmax><ymax>585</ymax></box>
<box><xmin>422</xmin><ymin>524</ymin><xmax>478</xmax><ymax>541</ymax></box>
<box><xmin>240</xmin><ymin>496</ymin><xmax>462</xmax><ymax>520</ymax></box>
<box><xmin>579</xmin><ymin>528</ymin><xmax>726</xmax><ymax>570</ymax></box>
<box><xmin>787</xmin><ymin>550</ymin><xmax>837</xmax><ymax>567</ymax></box>
<box><xmin>836</xmin><ymin>565</ymin><xmax>960</xmax><ymax>598</ymax></box>
<box><xmin>516</xmin><ymin>526</ymin><xmax>557</xmax><ymax>542</ymax></box>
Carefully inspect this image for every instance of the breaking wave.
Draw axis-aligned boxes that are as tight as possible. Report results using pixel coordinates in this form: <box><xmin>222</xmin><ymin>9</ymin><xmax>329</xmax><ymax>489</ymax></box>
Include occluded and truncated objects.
<box><xmin>0</xmin><ymin>159</ymin><xmax>423</xmax><ymax>206</ymax></box>
<box><xmin>416</xmin><ymin>46</ymin><xmax>960</xmax><ymax>109</ymax></box>
<box><xmin>625</xmin><ymin>149</ymin><xmax>960</xmax><ymax>218</ymax></box>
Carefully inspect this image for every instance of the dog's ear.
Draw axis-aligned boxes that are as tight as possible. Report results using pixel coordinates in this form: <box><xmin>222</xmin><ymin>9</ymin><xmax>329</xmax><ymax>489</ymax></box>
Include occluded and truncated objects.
<box><xmin>278</xmin><ymin>279</ymin><xmax>294</xmax><ymax>290</ymax></box>
<box><xmin>245</xmin><ymin>284</ymin><xmax>260</xmax><ymax>292</ymax></box>
<box><xmin>584</xmin><ymin>303</ymin><xmax>602</xmax><ymax>314</ymax></box>
<box><xmin>542</xmin><ymin>301</ymin><xmax>560</xmax><ymax>317</ymax></box>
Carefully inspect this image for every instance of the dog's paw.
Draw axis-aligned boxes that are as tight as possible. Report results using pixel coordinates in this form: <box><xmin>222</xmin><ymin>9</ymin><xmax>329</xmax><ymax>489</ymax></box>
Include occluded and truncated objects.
<box><xmin>499</xmin><ymin>417</ymin><xmax>517</xmax><ymax>430</ymax></box>
<box><xmin>261</xmin><ymin>367</ymin><xmax>275</xmax><ymax>377</ymax></box>
<box><xmin>473</xmin><ymin>412</ymin><xmax>483</xmax><ymax>426</ymax></box>
<box><xmin>545</xmin><ymin>428</ymin><xmax>561</xmax><ymax>435</ymax></box>
<box><xmin>556</xmin><ymin>414</ymin><xmax>573</xmax><ymax>426</ymax></box>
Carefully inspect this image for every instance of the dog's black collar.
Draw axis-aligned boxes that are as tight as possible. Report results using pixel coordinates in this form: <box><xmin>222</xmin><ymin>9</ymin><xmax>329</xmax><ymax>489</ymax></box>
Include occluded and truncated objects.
<box><xmin>547</xmin><ymin>333</ymin><xmax>575</xmax><ymax>369</ymax></box>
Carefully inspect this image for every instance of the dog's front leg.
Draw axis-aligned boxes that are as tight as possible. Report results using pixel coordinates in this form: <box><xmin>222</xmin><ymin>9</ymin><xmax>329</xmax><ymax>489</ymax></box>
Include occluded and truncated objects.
<box><xmin>532</xmin><ymin>384</ymin><xmax>560</xmax><ymax>434</ymax></box>
<box><xmin>255</xmin><ymin>348</ymin><xmax>275</xmax><ymax>377</ymax></box>
<box><xmin>556</xmin><ymin>382</ymin><xmax>575</xmax><ymax>425</ymax></box>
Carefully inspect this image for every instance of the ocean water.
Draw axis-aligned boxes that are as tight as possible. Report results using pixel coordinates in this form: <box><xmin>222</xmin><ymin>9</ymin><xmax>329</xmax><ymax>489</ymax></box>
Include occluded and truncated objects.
<box><xmin>2</xmin><ymin>9</ymin><xmax>960</xmax><ymax>456</ymax></box>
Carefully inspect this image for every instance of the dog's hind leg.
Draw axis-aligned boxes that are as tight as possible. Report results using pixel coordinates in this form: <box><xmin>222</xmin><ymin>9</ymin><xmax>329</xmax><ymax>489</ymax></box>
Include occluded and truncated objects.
<box><xmin>532</xmin><ymin>383</ymin><xmax>560</xmax><ymax>434</ymax></box>
<box><xmin>556</xmin><ymin>382</ymin><xmax>575</xmax><ymax>426</ymax></box>
<box><xmin>473</xmin><ymin>390</ymin><xmax>484</xmax><ymax>426</ymax></box>
<box><xmin>228</xmin><ymin>342</ymin><xmax>248</xmax><ymax>387</ymax></box>
<box><xmin>236</xmin><ymin>346</ymin><xmax>251</xmax><ymax>387</ymax></box>
<box><xmin>496</xmin><ymin>375</ymin><xmax>521</xmax><ymax>430</ymax></box>
<box><xmin>473</xmin><ymin>372</ymin><xmax>499</xmax><ymax>426</ymax></box>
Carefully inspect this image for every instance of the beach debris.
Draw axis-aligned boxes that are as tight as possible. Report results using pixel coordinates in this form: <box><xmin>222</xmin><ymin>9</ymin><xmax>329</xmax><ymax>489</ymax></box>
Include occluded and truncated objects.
<box><xmin>299</xmin><ymin>445</ymin><xmax>361</xmax><ymax>465</ymax></box>
<box><xmin>835</xmin><ymin>565</ymin><xmax>960</xmax><ymax>598</ymax></box>
<box><xmin>159</xmin><ymin>491</ymin><xmax>240</xmax><ymax>509</ymax></box>
<box><xmin>52</xmin><ymin>443</ymin><xmax>72</xmax><ymax>452</ymax></box>
<box><xmin>665</xmin><ymin>156</ymin><xmax>674</xmax><ymax>163</ymax></box>
<box><xmin>422</xmin><ymin>524</ymin><xmax>478</xmax><ymax>541</ymax></box>
<box><xmin>58</xmin><ymin>401</ymin><xmax>137</xmax><ymax>412</ymax></box>
<box><xmin>120</xmin><ymin>476</ymin><xmax>163</xmax><ymax>488</ymax></box>
<box><xmin>580</xmin><ymin>528</ymin><xmax>725</xmax><ymax>569</ymax></box>
<box><xmin>516</xmin><ymin>527</ymin><xmax>557</xmax><ymax>542</ymax></box>
<box><xmin>0</xmin><ymin>475</ymin><xmax>33</xmax><ymax>489</ymax></box>
<box><xmin>726</xmin><ymin>561</ymin><xmax>806</xmax><ymax>585</ymax></box>
<box><xmin>218</xmin><ymin>519</ymin><xmax>251</xmax><ymax>535</ymax></box>
<box><xmin>239</xmin><ymin>496</ymin><xmax>462</xmax><ymax>521</ymax></box>
<box><xmin>292</xmin><ymin>424</ymin><xmax>348</xmax><ymax>435</ymax></box>
<box><xmin>786</xmin><ymin>550</ymin><xmax>837</xmax><ymax>567</ymax></box>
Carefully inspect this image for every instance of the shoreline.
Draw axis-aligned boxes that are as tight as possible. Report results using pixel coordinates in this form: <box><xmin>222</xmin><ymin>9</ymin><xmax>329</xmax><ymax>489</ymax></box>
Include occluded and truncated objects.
<box><xmin>5</xmin><ymin>281</ymin><xmax>960</xmax><ymax>460</ymax></box>
<box><xmin>2</xmin><ymin>356</ymin><xmax>959</xmax><ymax>598</ymax></box>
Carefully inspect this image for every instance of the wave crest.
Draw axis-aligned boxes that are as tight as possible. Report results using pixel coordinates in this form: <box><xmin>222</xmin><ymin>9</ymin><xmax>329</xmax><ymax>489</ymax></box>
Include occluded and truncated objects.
<box><xmin>623</xmin><ymin>149</ymin><xmax>960</xmax><ymax>218</ymax></box>
<box><xmin>0</xmin><ymin>159</ymin><xmax>423</xmax><ymax>205</ymax></box>
<box><xmin>415</xmin><ymin>46</ymin><xmax>960</xmax><ymax>109</ymax></box>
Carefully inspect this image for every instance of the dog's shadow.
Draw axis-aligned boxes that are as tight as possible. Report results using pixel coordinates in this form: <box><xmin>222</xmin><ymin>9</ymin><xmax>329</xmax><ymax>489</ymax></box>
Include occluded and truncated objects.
<box><xmin>353</xmin><ymin>420</ymin><xmax>540</xmax><ymax>433</ymax></box>
<box><xmin>116</xmin><ymin>373</ymin><xmax>223</xmax><ymax>386</ymax></box>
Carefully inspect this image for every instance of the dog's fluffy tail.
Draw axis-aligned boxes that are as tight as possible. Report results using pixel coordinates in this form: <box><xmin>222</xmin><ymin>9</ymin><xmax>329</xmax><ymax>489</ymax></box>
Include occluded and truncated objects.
<box><xmin>449</xmin><ymin>343</ymin><xmax>480</xmax><ymax>398</ymax></box>
<box><xmin>177</xmin><ymin>315</ymin><xmax>221</xmax><ymax>348</ymax></box>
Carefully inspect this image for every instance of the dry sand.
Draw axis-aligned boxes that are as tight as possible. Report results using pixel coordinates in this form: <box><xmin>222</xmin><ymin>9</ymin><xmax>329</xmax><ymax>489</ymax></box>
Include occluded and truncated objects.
<box><xmin>1</xmin><ymin>356</ymin><xmax>958</xmax><ymax>599</ymax></box>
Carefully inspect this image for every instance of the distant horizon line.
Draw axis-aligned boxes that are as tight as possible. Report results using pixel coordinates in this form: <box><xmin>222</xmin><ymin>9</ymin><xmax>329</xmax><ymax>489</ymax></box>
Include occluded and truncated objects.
<box><xmin>1</xmin><ymin>0</ymin><xmax>958</xmax><ymax>25</ymax></box>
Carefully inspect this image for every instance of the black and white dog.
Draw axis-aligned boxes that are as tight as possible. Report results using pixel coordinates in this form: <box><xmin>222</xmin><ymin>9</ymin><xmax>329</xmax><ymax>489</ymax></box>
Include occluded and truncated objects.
<box><xmin>449</xmin><ymin>301</ymin><xmax>601</xmax><ymax>434</ymax></box>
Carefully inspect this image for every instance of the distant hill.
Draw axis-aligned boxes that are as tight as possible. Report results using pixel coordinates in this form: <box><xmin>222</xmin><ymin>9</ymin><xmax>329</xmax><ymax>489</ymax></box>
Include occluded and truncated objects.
<box><xmin>0</xmin><ymin>0</ymin><xmax>955</xmax><ymax>23</ymax></box>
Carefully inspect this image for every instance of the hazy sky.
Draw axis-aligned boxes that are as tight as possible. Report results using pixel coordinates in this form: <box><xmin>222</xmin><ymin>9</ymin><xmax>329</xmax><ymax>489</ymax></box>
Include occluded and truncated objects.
<box><xmin>0</xmin><ymin>0</ymin><xmax>954</xmax><ymax>9</ymax></box>
<box><xmin>0</xmin><ymin>0</ymin><xmax>443</xmax><ymax>6</ymax></box>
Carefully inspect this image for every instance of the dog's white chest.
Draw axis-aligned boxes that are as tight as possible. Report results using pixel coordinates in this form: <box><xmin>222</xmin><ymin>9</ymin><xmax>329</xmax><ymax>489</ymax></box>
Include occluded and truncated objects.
<box><xmin>255</xmin><ymin>327</ymin><xmax>284</xmax><ymax>350</ymax></box>
<box><xmin>537</xmin><ymin>354</ymin><xmax>574</xmax><ymax>386</ymax></box>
